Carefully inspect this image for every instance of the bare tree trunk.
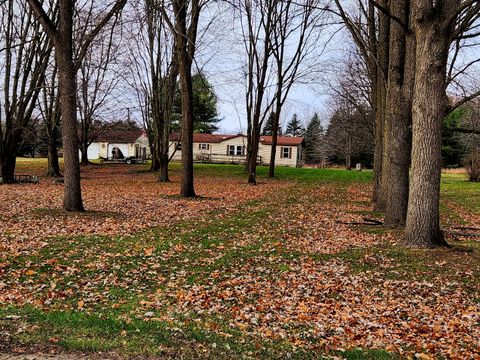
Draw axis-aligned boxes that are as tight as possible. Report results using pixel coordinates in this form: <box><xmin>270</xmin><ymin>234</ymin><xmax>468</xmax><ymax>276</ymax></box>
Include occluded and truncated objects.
<box><xmin>150</xmin><ymin>133</ymin><xmax>161</xmax><ymax>171</ymax></box>
<box><xmin>384</xmin><ymin>0</ymin><xmax>414</xmax><ymax>228</ymax></box>
<box><xmin>57</xmin><ymin>47</ymin><xmax>84</xmax><ymax>210</ymax></box>
<box><xmin>266</xmin><ymin>0</ymin><xmax>317</xmax><ymax>178</ymax></box>
<box><xmin>242</xmin><ymin>0</ymin><xmax>276</xmax><ymax>183</ymax></box>
<box><xmin>245</xmin><ymin>122</ymin><xmax>253</xmax><ymax>173</ymax></box>
<box><xmin>40</xmin><ymin>61</ymin><xmax>62</xmax><ymax>177</ymax></box>
<box><xmin>173</xmin><ymin>0</ymin><xmax>195</xmax><ymax>197</ymax></box>
<box><xmin>1</xmin><ymin>2</ymin><xmax>53</xmax><ymax>182</ymax></box>
<box><xmin>80</xmin><ymin>141</ymin><xmax>90</xmax><ymax>165</ymax></box>
<box><xmin>1</xmin><ymin>136</ymin><xmax>18</xmax><ymax>182</ymax></box>
<box><xmin>178</xmin><ymin>61</ymin><xmax>195</xmax><ymax>196</ymax></box>
<box><xmin>404</xmin><ymin>1</ymin><xmax>455</xmax><ymax>247</ymax></box>
<box><xmin>268</xmin><ymin>112</ymin><xmax>279</xmax><ymax>178</ymax></box>
<box><xmin>151</xmin><ymin>155</ymin><xmax>160</xmax><ymax>171</ymax></box>
<box><xmin>374</xmin><ymin>1</ymin><xmax>390</xmax><ymax>211</ymax></box>
<box><xmin>28</xmin><ymin>0</ymin><xmax>126</xmax><ymax>211</ymax></box>
<box><xmin>158</xmin><ymin>55</ymin><xmax>178</xmax><ymax>183</ymax></box>
<box><xmin>1</xmin><ymin>158</ymin><xmax>16</xmax><ymax>183</ymax></box>
<box><xmin>158</xmin><ymin>152</ymin><xmax>169</xmax><ymax>182</ymax></box>
<box><xmin>47</xmin><ymin>138</ymin><xmax>61</xmax><ymax>177</ymax></box>
<box><xmin>248</xmin><ymin>127</ymin><xmax>260</xmax><ymax>184</ymax></box>
<box><xmin>158</xmin><ymin>119</ymin><xmax>169</xmax><ymax>182</ymax></box>
<box><xmin>157</xmin><ymin>133</ymin><xmax>170</xmax><ymax>183</ymax></box>
<box><xmin>372</xmin><ymin>82</ymin><xmax>386</xmax><ymax>208</ymax></box>
<box><xmin>334</xmin><ymin>0</ymin><xmax>389</xmax><ymax>209</ymax></box>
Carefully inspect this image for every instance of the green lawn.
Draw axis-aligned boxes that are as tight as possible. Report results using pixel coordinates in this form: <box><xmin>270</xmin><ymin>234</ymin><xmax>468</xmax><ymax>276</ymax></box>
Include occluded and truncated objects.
<box><xmin>0</xmin><ymin>162</ymin><xmax>478</xmax><ymax>359</ymax></box>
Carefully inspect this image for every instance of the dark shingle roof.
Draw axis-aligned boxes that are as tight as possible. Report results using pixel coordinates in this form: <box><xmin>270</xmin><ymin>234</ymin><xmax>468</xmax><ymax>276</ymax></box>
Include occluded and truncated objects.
<box><xmin>169</xmin><ymin>133</ymin><xmax>242</xmax><ymax>143</ymax></box>
<box><xmin>97</xmin><ymin>130</ymin><xmax>143</xmax><ymax>143</ymax></box>
<box><xmin>259</xmin><ymin>136</ymin><xmax>304</xmax><ymax>146</ymax></box>
<box><xmin>169</xmin><ymin>133</ymin><xmax>303</xmax><ymax>146</ymax></box>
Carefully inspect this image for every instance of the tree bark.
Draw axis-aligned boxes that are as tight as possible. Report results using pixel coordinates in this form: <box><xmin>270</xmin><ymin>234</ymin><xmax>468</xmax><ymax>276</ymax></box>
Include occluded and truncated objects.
<box><xmin>56</xmin><ymin>0</ymin><xmax>84</xmax><ymax>211</ymax></box>
<box><xmin>80</xmin><ymin>143</ymin><xmax>90</xmax><ymax>165</ymax></box>
<box><xmin>383</xmin><ymin>0</ymin><xmax>414</xmax><ymax>228</ymax></box>
<box><xmin>47</xmin><ymin>138</ymin><xmax>61</xmax><ymax>177</ymax></box>
<box><xmin>1</xmin><ymin>3</ymin><xmax>52</xmax><ymax>183</ymax></box>
<box><xmin>268</xmin><ymin>111</ymin><xmax>279</xmax><ymax>178</ymax></box>
<box><xmin>404</xmin><ymin>1</ymin><xmax>457</xmax><ymax>247</ymax></box>
<box><xmin>1</xmin><ymin>138</ymin><xmax>18</xmax><ymax>183</ymax></box>
<box><xmin>151</xmin><ymin>152</ymin><xmax>160</xmax><ymax>171</ymax></box>
<box><xmin>28</xmin><ymin>0</ymin><xmax>126</xmax><ymax>210</ymax></box>
<box><xmin>158</xmin><ymin>152</ymin><xmax>169</xmax><ymax>182</ymax></box>
<box><xmin>248</xmin><ymin>127</ymin><xmax>260</xmax><ymax>184</ymax></box>
<box><xmin>157</xmin><ymin>54</ymin><xmax>178</xmax><ymax>183</ymax></box>
<box><xmin>150</xmin><ymin>130</ymin><xmax>161</xmax><ymax>171</ymax></box>
<box><xmin>174</xmin><ymin>0</ymin><xmax>195</xmax><ymax>197</ymax></box>
<box><xmin>372</xmin><ymin>0</ymin><xmax>390</xmax><ymax>211</ymax></box>
<box><xmin>245</xmin><ymin>121</ymin><xmax>253</xmax><ymax>174</ymax></box>
<box><xmin>372</xmin><ymin>82</ymin><xmax>386</xmax><ymax>207</ymax></box>
<box><xmin>178</xmin><ymin>60</ymin><xmax>195</xmax><ymax>197</ymax></box>
<box><xmin>0</xmin><ymin>133</ymin><xmax>20</xmax><ymax>182</ymax></box>
<box><xmin>1</xmin><ymin>157</ymin><xmax>16</xmax><ymax>183</ymax></box>
<box><xmin>27</xmin><ymin>0</ymin><xmax>84</xmax><ymax>210</ymax></box>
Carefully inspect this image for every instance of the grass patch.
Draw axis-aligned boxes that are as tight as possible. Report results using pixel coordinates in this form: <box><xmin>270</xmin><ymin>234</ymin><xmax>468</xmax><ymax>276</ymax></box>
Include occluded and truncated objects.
<box><xmin>441</xmin><ymin>173</ymin><xmax>480</xmax><ymax>214</ymax></box>
<box><xmin>339</xmin><ymin>349</ymin><xmax>401</xmax><ymax>360</ymax></box>
<box><xmin>2</xmin><ymin>161</ymin><xmax>479</xmax><ymax>359</ymax></box>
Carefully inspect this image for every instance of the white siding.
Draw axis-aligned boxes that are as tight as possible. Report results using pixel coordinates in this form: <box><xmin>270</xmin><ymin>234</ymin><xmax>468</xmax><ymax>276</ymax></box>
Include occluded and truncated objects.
<box><xmin>169</xmin><ymin>135</ymin><xmax>248</xmax><ymax>162</ymax></box>
<box><xmin>98</xmin><ymin>142</ymin><xmax>108</xmax><ymax>158</ymax></box>
<box><xmin>169</xmin><ymin>135</ymin><xmax>301</xmax><ymax>167</ymax></box>
<box><xmin>135</xmin><ymin>135</ymin><xmax>151</xmax><ymax>158</ymax></box>
<box><xmin>87</xmin><ymin>143</ymin><xmax>100</xmax><ymax>160</ymax></box>
<box><xmin>258</xmin><ymin>143</ymin><xmax>299</xmax><ymax>167</ymax></box>
<box><xmin>107</xmin><ymin>143</ymin><xmax>129</xmax><ymax>159</ymax></box>
<box><xmin>78</xmin><ymin>143</ymin><xmax>101</xmax><ymax>160</ymax></box>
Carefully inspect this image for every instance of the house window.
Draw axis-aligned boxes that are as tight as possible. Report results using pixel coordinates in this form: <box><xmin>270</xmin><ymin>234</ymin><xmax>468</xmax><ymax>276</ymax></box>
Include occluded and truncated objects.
<box><xmin>101</xmin><ymin>143</ymin><xmax>106</xmax><ymax>149</ymax></box>
<box><xmin>281</xmin><ymin>147</ymin><xmax>291</xmax><ymax>159</ymax></box>
<box><xmin>228</xmin><ymin>145</ymin><xmax>243</xmax><ymax>156</ymax></box>
<box><xmin>199</xmin><ymin>143</ymin><xmax>210</xmax><ymax>150</ymax></box>
<box><xmin>176</xmin><ymin>143</ymin><xmax>181</xmax><ymax>150</ymax></box>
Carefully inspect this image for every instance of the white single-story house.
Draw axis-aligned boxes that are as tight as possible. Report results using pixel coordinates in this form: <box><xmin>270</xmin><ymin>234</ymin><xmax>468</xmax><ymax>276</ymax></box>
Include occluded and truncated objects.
<box><xmin>81</xmin><ymin>130</ymin><xmax>150</xmax><ymax>160</ymax></box>
<box><xmin>169</xmin><ymin>133</ymin><xmax>304</xmax><ymax>167</ymax></box>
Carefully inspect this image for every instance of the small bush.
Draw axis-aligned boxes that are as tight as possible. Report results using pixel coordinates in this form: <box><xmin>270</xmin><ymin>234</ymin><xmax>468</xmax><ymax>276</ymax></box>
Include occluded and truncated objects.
<box><xmin>465</xmin><ymin>148</ymin><xmax>480</xmax><ymax>182</ymax></box>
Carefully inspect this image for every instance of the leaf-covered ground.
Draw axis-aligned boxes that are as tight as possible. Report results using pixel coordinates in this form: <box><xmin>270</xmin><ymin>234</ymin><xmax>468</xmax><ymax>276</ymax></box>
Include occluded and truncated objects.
<box><xmin>0</xmin><ymin>160</ymin><xmax>479</xmax><ymax>360</ymax></box>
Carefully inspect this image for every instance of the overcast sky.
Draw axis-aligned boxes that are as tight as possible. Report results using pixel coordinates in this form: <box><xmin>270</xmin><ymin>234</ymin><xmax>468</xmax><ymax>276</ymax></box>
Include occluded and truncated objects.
<box><xmin>113</xmin><ymin>0</ymin><xmax>480</xmax><ymax>134</ymax></box>
<box><xmin>193</xmin><ymin>1</ymin><xmax>346</xmax><ymax>133</ymax></box>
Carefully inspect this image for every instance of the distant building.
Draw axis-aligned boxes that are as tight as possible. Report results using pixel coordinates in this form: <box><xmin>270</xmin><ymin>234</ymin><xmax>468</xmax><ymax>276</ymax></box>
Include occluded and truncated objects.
<box><xmin>169</xmin><ymin>133</ymin><xmax>304</xmax><ymax>167</ymax></box>
<box><xmin>81</xmin><ymin>130</ymin><xmax>150</xmax><ymax>160</ymax></box>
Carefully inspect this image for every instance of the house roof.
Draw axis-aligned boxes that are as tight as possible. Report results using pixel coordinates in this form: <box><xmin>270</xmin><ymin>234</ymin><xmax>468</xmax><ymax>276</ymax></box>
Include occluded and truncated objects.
<box><xmin>97</xmin><ymin>130</ymin><xmax>144</xmax><ymax>143</ymax></box>
<box><xmin>169</xmin><ymin>133</ymin><xmax>243</xmax><ymax>143</ymax></box>
<box><xmin>259</xmin><ymin>136</ymin><xmax>304</xmax><ymax>146</ymax></box>
<box><xmin>169</xmin><ymin>133</ymin><xmax>303</xmax><ymax>146</ymax></box>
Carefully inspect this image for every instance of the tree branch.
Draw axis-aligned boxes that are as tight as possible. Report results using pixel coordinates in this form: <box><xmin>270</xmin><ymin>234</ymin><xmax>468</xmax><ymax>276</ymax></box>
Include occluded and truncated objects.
<box><xmin>74</xmin><ymin>0</ymin><xmax>127</xmax><ymax>70</ymax></box>
<box><xmin>450</xmin><ymin>126</ymin><xmax>480</xmax><ymax>135</ymax></box>
<box><xmin>448</xmin><ymin>89</ymin><xmax>480</xmax><ymax>113</ymax></box>
<box><xmin>26</xmin><ymin>0</ymin><xmax>61</xmax><ymax>46</ymax></box>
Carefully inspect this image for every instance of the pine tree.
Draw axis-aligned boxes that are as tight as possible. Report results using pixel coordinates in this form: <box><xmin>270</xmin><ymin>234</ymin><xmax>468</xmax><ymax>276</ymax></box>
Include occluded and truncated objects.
<box><xmin>304</xmin><ymin>113</ymin><xmax>323</xmax><ymax>164</ymax></box>
<box><xmin>285</xmin><ymin>114</ymin><xmax>304</xmax><ymax>137</ymax></box>
<box><xmin>171</xmin><ymin>73</ymin><xmax>220</xmax><ymax>134</ymax></box>
<box><xmin>261</xmin><ymin>112</ymin><xmax>282</xmax><ymax>136</ymax></box>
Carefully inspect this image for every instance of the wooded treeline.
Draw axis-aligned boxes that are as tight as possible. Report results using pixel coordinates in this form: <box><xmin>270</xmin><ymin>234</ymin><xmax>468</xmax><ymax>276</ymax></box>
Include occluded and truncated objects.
<box><xmin>0</xmin><ymin>0</ymin><xmax>479</xmax><ymax>248</ymax></box>
<box><xmin>334</xmin><ymin>0</ymin><xmax>480</xmax><ymax>247</ymax></box>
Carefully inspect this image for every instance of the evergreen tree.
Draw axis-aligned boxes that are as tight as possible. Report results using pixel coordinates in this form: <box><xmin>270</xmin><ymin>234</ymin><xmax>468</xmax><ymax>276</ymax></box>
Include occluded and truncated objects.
<box><xmin>172</xmin><ymin>72</ymin><xmax>220</xmax><ymax>134</ymax></box>
<box><xmin>285</xmin><ymin>114</ymin><xmax>304</xmax><ymax>136</ymax></box>
<box><xmin>261</xmin><ymin>112</ymin><xmax>282</xmax><ymax>136</ymax></box>
<box><xmin>442</xmin><ymin>107</ymin><xmax>467</xmax><ymax>167</ymax></box>
<box><xmin>304</xmin><ymin>113</ymin><xmax>323</xmax><ymax>164</ymax></box>
<box><xmin>324</xmin><ymin>106</ymin><xmax>374</xmax><ymax>168</ymax></box>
